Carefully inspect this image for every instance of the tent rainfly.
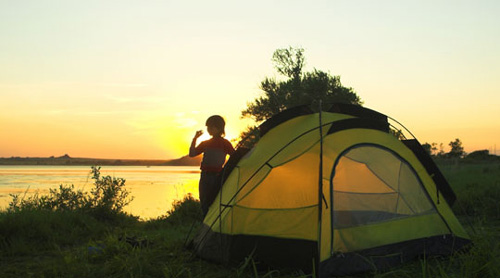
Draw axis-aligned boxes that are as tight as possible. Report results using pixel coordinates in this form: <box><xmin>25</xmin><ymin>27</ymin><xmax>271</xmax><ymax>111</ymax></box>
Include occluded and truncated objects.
<box><xmin>192</xmin><ymin>103</ymin><xmax>471</xmax><ymax>277</ymax></box>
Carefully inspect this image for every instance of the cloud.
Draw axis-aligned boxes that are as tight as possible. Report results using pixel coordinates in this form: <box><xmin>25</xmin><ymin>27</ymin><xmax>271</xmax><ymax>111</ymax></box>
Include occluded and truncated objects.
<box><xmin>106</xmin><ymin>95</ymin><xmax>169</xmax><ymax>104</ymax></box>
<box><xmin>0</xmin><ymin>82</ymin><xmax>149</xmax><ymax>89</ymax></box>
<box><xmin>175</xmin><ymin>117</ymin><xmax>198</xmax><ymax>128</ymax></box>
<box><xmin>96</xmin><ymin>83</ymin><xmax>149</xmax><ymax>88</ymax></box>
<box><xmin>47</xmin><ymin>109</ymin><xmax>67</xmax><ymax>115</ymax></box>
<box><xmin>174</xmin><ymin>112</ymin><xmax>201</xmax><ymax>128</ymax></box>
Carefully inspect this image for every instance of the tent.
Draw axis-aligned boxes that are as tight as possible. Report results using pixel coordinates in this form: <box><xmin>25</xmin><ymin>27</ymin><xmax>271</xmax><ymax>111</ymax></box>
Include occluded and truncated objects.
<box><xmin>192</xmin><ymin>103</ymin><xmax>471</xmax><ymax>277</ymax></box>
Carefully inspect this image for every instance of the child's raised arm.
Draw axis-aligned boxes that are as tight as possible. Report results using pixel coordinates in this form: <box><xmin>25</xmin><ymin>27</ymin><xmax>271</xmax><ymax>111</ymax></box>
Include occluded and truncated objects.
<box><xmin>189</xmin><ymin>130</ymin><xmax>203</xmax><ymax>157</ymax></box>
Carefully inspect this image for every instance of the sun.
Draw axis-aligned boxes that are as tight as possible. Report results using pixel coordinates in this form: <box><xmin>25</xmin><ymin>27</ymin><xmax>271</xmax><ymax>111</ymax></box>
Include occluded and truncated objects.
<box><xmin>197</xmin><ymin>130</ymin><xmax>212</xmax><ymax>142</ymax></box>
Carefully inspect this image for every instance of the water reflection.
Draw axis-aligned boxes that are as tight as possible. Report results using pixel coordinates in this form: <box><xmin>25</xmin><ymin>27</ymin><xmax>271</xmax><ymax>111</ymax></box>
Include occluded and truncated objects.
<box><xmin>0</xmin><ymin>165</ymin><xmax>201</xmax><ymax>220</ymax></box>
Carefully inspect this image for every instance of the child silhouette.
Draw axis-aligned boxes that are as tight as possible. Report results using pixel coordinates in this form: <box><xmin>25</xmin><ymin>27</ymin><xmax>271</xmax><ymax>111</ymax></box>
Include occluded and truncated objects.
<box><xmin>189</xmin><ymin>115</ymin><xmax>234</xmax><ymax>216</ymax></box>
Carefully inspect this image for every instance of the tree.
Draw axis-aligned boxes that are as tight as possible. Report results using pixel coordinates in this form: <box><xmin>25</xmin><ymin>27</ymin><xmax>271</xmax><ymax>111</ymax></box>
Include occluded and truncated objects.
<box><xmin>448</xmin><ymin>138</ymin><xmax>465</xmax><ymax>158</ymax></box>
<box><xmin>422</xmin><ymin>143</ymin><xmax>432</xmax><ymax>156</ymax></box>
<box><xmin>431</xmin><ymin>143</ymin><xmax>439</xmax><ymax>156</ymax></box>
<box><xmin>241</xmin><ymin>47</ymin><xmax>363</xmax><ymax>123</ymax></box>
<box><xmin>422</xmin><ymin>142</ymin><xmax>441</xmax><ymax>157</ymax></box>
<box><xmin>466</xmin><ymin>150</ymin><xmax>490</xmax><ymax>160</ymax></box>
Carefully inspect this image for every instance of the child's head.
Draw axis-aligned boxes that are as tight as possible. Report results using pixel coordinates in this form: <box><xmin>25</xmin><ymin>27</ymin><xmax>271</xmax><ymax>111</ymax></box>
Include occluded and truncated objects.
<box><xmin>205</xmin><ymin>115</ymin><xmax>226</xmax><ymax>137</ymax></box>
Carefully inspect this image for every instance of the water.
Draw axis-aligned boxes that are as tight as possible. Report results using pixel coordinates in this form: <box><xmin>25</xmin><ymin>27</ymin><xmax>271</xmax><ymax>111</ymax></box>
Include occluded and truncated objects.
<box><xmin>0</xmin><ymin>165</ymin><xmax>200</xmax><ymax>220</ymax></box>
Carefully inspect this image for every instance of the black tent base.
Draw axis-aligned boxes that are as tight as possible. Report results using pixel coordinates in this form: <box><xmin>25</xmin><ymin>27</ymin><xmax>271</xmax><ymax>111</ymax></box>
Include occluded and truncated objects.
<box><xmin>319</xmin><ymin>235</ymin><xmax>471</xmax><ymax>277</ymax></box>
<box><xmin>193</xmin><ymin>224</ymin><xmax>471</xmax><ymax>277</ymax></box>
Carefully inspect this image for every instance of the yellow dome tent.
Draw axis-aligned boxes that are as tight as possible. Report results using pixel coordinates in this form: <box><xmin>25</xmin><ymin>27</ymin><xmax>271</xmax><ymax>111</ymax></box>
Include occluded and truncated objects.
<box><xmin>192</xmin><ymin>103</ymin><xmax>470</xmax><ymax>277</ymax></box>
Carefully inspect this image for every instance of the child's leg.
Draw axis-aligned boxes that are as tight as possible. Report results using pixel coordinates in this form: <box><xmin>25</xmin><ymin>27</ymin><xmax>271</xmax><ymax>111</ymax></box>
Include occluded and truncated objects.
<box><xmin>205</xmin><ymin>173</ymin><xmax>222</xmax><ymax>213</ymax></box>
<box><xmin>199</xmin><ymin>172</ymin><xmax>219</xmax><ymax>216</ymax></box>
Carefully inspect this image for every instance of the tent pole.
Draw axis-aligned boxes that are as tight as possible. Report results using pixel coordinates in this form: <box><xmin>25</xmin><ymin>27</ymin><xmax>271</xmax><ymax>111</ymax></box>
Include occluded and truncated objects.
<box><xmin>219</xmin><ymin>166</ymin><xmax>224</xmax><ymax>262</ymax></box>
<box><xmin>316</xmin><ymin>100</ymin><xmax>324</xmax><ymax>277</ymax></box>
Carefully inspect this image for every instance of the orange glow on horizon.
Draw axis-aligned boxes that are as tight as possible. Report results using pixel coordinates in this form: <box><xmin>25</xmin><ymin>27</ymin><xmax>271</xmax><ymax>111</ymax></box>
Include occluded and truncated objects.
<box><xmin>1</xmin><ymin>2</ymin><xmax>499</xmax><ymax>159</ymax></box>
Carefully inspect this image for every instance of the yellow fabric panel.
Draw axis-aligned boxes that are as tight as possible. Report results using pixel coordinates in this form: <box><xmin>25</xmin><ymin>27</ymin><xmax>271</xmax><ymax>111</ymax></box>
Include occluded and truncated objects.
<box><xmin>235</xmin><ymin>165</ymin><xmax>272</xmax><ymax>203</ymax></box>
<box><xmin>268</xmin><ymin>126</ymin><xmax>323</xmax><ymax>167</ymax></box>
<box><xmin>322</xmin><ymin>129</ymin><xmax>395</xmax><ymax>158</ymax></box>
<box><xmin>202</xmin><ymin>204</ymin><xmax>232</xmax><ymax>234</ymax></box>
<box><xmin>236</xmin><ymin>113</ymin><xmax>352</xmax><ymax>188</ymax></box>
<box><xmin>238</xmin><ymin>151</ymin><xmax>320</xmax><ymax>209</ymax></box>
<box><xmin>220</xmin><ymin>167</ymin><xmax>240</xmax><ymax>204</ymax></box>
<box><xmin>203</xmin><ymin>196</ymin><xmax>233</xmax><ymax>232</ymax></box>
<box><xmin>325</xmin><ymin>213</ymin><xmax>449</xmax><ymax>256</ymax></box>
<box><xmin>231</xmin><ymin>205</ymin><xmax>318</xmax><ymax>240</ymax></box>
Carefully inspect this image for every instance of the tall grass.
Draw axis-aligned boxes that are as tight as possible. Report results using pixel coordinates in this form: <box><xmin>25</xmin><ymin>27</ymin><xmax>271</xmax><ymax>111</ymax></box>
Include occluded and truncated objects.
<box><xmin>438</xmin><ymin>162</ymin><xmax>500</xmax><ymax>218</ymax></box>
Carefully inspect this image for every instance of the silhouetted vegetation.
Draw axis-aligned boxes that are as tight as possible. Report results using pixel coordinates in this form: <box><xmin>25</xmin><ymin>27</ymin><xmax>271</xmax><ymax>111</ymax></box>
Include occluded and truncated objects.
<box><xmin>8</xmin><ymin>166</ymin><xmax>134</xmax><ymax>221</ymax></box>
<box><xmin>238</xmin><ymin>47</ymin><xmax>362</xmax><ymax>146</ymax></box>
<box><xmin>242</xmin><ymin>47</ymin><xmax>362</xmax><ymax>123</ymax></box>
<box><xmin>423</xmin><ymin>138</ymin><xmax>499</xmax><ymax>163</ymax></box>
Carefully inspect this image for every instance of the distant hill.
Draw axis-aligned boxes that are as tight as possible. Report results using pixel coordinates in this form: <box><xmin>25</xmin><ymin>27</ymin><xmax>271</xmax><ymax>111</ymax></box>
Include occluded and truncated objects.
<box><xmin>0</xmin><ymin>154</ymin><xmax>202</xmax><ymax>166</ymax></box>
<box><xmin>161</xmin><ymin>155</ymin><xmax>202</xmax><ymax>166</ymax></box>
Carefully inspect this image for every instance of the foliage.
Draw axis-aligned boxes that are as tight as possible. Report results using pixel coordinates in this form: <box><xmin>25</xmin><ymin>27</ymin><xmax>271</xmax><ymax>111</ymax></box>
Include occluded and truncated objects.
<box><xmin>88</xmin><ymin>166</ymin><xmax>133</xmax><ymax>216</ymax></box>
<box><xmin>424</xmin><ymin>138</ymin><xmax>472</xmax><ymax>159</ymax></box>
<box><xmin>423</xmin><ymin>142</ymin><xmax>443</xmax><ymax>157</ymax></box>
<box><xmin>467</xmin><ymin>150</ymin><xmax>490</xmax><ymax>159</ymax></box>
<box><xmin>448</xmin><ymin>138</ymin><xmax>466</xmax><ymax>158</ymax></box>
<box><xmin>8</xmin><ymin>184</ymin><xmax>88</xmax><ymax>212</ymax></box>
<box><xmin>165</xmin><ymin>193</ymin><xmax>203</xmax><ymax>224</ymax></box>
<box><xmin>464</xmin><ymin>149</ymin><xmax>500</xmax><ymax>162</ymax></box>
<box><xmin>436</xmin><ymin>142</ymin><xmax>446</xmax><ymax>157</ymax></box>
<box><xmin>237</xmin><ymin>126</ymin><xmax>261</xmax><ymax>149</ymax></box>
<box><xmin>389</xmin><ymin>127</ymin><xmax>406</xmax><ymax>140</ymax></box>
<box><xmin>422</xmin><ymin>142</ymin><xmax>432</xmax><ymax>156</ymax></box>
<box><xmin>241</xmin><ymin>47</ymin><xmax>362</xmax><ymax>123</ymax></box>
<box><xmin>271</xmin><ymin>47</ymin><xmax>305</xmax><ymax>80</ymax></box>
<box><xmin>8</xmin><ymin>166</ymin><xmax>133</xmax><ymax>220</ymax></box>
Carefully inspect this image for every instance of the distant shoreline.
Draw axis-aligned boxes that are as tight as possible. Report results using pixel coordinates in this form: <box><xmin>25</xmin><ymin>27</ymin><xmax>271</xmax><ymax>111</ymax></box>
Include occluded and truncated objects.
<box><xmin>0</xmin><ymin>155</ymin><xmax>201</xmax><ymax>167</ymax></box>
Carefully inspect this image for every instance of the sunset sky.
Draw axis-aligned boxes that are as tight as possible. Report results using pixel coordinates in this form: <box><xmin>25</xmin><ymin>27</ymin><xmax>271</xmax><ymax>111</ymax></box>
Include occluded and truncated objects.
<box><xmin>1</xmin><ymin>0</ymin><xmax>499</xmax><ymax>159</ymax></box>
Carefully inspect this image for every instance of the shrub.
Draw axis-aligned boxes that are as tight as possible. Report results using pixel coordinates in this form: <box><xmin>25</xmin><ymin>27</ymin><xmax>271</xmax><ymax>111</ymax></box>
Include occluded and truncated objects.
<box><xmin>9</xmin><ymin>184</ymin><xmax>88</xmax><ymax>212</ymax></box>
<box><xmin>165</xmin><ymin>194</ymin><xmax>202</xmax><ymax>224</ymax></box>
<box><xmin>8</xmin><ymin>166</ymin><xmax>133</xmax><ymax>218</ymax></box>
<box><xmin>87</xmin><ymin>166</ymin><xmax>133</xmax><ymax>217</ymax></box>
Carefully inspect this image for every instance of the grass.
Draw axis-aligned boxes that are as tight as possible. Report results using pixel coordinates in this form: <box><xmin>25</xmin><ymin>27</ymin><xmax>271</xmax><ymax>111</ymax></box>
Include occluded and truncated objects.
<box><xmin>439</xmin><ymin>162</ymin><xmax>500</xmax><ymax>218</ymax></box>
<box><xmin>0</xmin><ymin>162</ymin><xmax>499</xmax><ymax>277</ymax></box>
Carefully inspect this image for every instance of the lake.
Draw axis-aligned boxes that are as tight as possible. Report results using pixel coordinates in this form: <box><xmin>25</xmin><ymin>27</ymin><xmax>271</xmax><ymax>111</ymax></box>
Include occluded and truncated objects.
<box><xmin>0</xmin><ymin>165</ymin><xmax>200</xmax><ymax>220</ymax></box>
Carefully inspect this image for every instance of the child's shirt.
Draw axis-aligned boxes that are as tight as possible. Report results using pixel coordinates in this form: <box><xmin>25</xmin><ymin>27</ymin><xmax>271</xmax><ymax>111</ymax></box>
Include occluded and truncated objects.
<box><xmin>192</xmin><ymin>137</ymin><xmax>234</xmax><ymax>172</ymax></box>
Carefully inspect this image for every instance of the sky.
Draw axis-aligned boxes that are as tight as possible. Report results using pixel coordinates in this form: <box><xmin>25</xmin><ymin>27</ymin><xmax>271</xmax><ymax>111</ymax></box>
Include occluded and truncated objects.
<box><xmin>1</xmin><ymin>0</ymin><xmax>499</xmax><ymax>159</ymax></box>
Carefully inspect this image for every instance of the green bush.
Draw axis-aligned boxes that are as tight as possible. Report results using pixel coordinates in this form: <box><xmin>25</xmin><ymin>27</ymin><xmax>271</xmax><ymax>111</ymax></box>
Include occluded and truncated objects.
<box><xmin>165</xmin><ymin>193</ymin><xmax>202</xmax><ymax>224</ymax></box>
<box><xmin>8</xmin><ymin>184</ymin><xmax>88</xmax><ymax>212</ymax></box>
<box><xmin>8</xmin><ymin>166</ymin><xmax>133</xmax><ymax>219</ymax></box>
<box><xmin>88</xmin><ymin>166</ymin><xmax>132</xmax><ymax>214</ymax></box>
